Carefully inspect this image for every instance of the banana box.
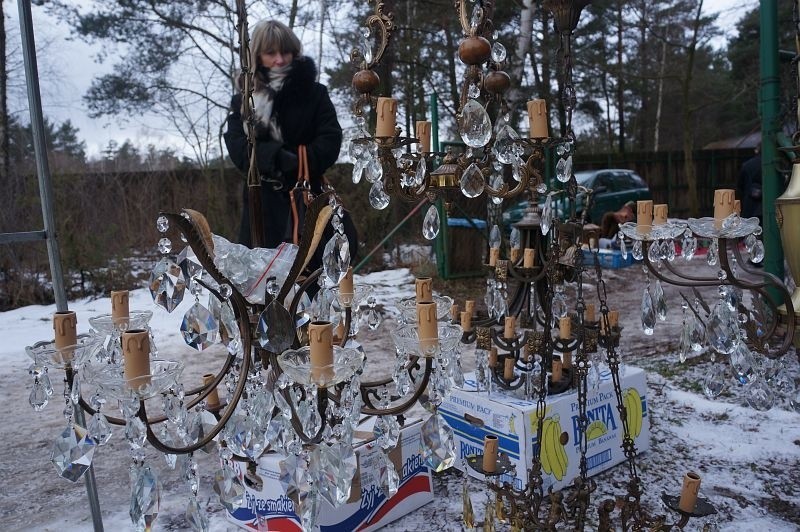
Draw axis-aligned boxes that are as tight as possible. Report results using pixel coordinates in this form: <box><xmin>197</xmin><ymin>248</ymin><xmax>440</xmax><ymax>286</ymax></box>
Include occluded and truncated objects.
<box><xmin>440</xmin><ymin>365</ymin><xmax>649</xmax><ymax>492</ymax></box>
<box><xmin>225</xmin><ymin>417</ymin><xmax>434</xmax><ymax>531</ymax></box>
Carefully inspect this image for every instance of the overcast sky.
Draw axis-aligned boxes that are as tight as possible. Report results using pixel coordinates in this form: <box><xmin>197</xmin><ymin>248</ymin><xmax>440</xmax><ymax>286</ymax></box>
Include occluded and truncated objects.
<box><xmin>6</xmin><ymin>0</ymin><xmax>757</xmax><ymax>160</ymax></box>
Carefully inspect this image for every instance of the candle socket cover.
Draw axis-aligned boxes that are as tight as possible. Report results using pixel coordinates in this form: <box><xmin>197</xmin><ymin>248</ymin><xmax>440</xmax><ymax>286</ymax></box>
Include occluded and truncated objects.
<box><xmin>376</xmin><ymin>97</ymin><xmax>398</xmax><ymax>137</ymax></box>
<box><xmin>53</xmin><ymin>311</ymin><xmax>78</xmax><ymax>363</ymax></box>
<box><xmin>122</xmin><ymin>329</ymin><xmax>151</xmax><ymax>389</ymax></box>
<box><xmin>339</xmin><ymin>268</ymin><xmax>354</xmax><ymax>305</ymax></box>
<box><xmin>504</xmin><ymin>357</ymin><xmax>516</xmax><ymax>380</ymax></box>
<box><xmin>678</xmin><ymin>472</ymin><xmax>701</xmax><ymax>513</ymax></box>
<box><xmin>203</xmin><ymin>373</ymin><xmax>221</xmax><ymax>408</ymax></box>
<box><xmin>552</xmin><ymin>359</ymin><xmax>563</xmax><ymax>382</ymax></box>
<box><xmin>488</xmin><ymin>247</ymin><xmax>500</xmax><ymax>267</ymax></box>
<box><xmin>416</xmin><ymin>302</ymin><xmax>439</xmax><ymax>354</ymax></box>
<box><xmin>111</xmin><ymin>290</ymin><xmax>130</xmax><ymax>326</ymax></box>
<box><xmin>523</xmin><ymin>248</ymin><xmax>536</xmax><ymax>268</ymax></box>
<box><xmin>559</xmin><ymin>316</ymin><xmax>571</xmax><ymax>339</ymax></box>
<box><xmin>504</xmin><ymin>317</ymin><xmax>516</xmax><ymax>339</ymax></box>
<box><xmin>527</xmin><ymin>99</ymin><xmax>549</xmax><ymax>139</ymax></box>
<box><xmin>461</xmin><ymin>311</ymin><xmax>473</xmax><ymax>332</ymax></box>
<box><xmin>415</xmin><ymin>277</ymin><xmax>433</xmax><ymax>304</ymax></box>
<box><xmin>309</xmin><ymin>321</ymin><xmax>334</xmax><ymax>384</ymax></box>
<box><xmin>415</xmin><ymin>121</ymin><xmax>431</xmax><ymax>153</ymax></box>
<box><xmin>483</xmin><ymin>435</ymin><xmax>499</xmax><ymax>473</ymax></box>
<box><xmin>713</xmin><ymin>189</ymin><xmax>736</xmax><ymax>223</ymax></box>
<box><xmin>465</xmin><ymin>300</ymin><xmax>475</xmax><ymax>316</ymax></box>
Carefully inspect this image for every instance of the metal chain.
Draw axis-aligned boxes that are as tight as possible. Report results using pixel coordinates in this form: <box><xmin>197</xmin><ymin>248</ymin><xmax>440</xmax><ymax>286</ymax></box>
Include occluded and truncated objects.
<box><xmin>571</xmin><ymin>239</ymin><xmax>590</xmax><ymax>531</ymax></box>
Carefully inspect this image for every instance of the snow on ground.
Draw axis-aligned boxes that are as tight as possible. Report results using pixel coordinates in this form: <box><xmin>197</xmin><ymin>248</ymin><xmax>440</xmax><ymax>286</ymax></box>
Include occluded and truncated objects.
<box><xmin>1</xmin><ymin>264</ymin><xmax>799</xmax><ymax>531</ymax></box>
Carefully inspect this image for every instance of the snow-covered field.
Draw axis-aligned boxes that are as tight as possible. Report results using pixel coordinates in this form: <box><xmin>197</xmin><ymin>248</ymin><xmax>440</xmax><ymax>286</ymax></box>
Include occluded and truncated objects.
<box><xmin>0</xmin><ymin>263</ymin><xmax>798</xmax><ymax>531</ymax></box>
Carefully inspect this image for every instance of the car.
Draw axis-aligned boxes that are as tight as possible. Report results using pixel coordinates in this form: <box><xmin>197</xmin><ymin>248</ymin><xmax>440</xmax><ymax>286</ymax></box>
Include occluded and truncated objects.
<box><xmin>502</xmin><ymin>169</ymin><xmax>651</xmax><ymax>226</ymax></box>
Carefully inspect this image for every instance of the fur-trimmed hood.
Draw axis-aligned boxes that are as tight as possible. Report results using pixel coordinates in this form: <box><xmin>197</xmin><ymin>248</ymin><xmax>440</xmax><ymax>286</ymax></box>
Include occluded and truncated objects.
<box><xmin>254</xmin><ymin>56</ymin><xmax>318</xmax><ymax>103</ymax></box>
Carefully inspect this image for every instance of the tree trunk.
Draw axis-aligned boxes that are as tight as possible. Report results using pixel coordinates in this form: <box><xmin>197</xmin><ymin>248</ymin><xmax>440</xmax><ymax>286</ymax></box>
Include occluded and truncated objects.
<box><xmin>289</xmin><ymin>0</ymin><xmax>299</xmax><ymax>29</ymax></box>
<box><xmin>653</xmin><ymin>40</ymin><xmax>667</xmax><ymax>151</ymax></box>
<box><xmin>636</xmin><ymin>0</ymin><xmax>648</xmax><ymax>151</ymax></box>
<box><xmin>506</xmin><ymin>0</ymin><xmax>535</xmax><ymax>113</ymax></box>
<box><xmin>615</xmin><ymin>0</ymin><xmax>625</xmax><ymax>153</ymax></box>
<box><xmin>682</xmin><ymin>0</ymin><xmax>704</xmax><ymax>217</ymax></box>
<box><xmin>0</xmin><ymin>0</ymin><xmax>8</xmax><ymax>186</ymax></box>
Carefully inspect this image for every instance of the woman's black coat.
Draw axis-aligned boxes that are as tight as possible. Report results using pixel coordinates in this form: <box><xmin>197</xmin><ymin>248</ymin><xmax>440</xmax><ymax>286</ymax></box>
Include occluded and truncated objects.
<box><xmin>224</xmin><ymin>56</ymin><xmax>343</xmax><ymax>249</ymax></box>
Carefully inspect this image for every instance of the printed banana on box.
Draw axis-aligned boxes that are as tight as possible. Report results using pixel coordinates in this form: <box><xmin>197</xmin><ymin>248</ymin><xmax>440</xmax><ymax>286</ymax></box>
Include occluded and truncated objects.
<box><xmin>440</xmin><ymin>365</ymin><xmax>649</xmax><ymax>493</ymax></box>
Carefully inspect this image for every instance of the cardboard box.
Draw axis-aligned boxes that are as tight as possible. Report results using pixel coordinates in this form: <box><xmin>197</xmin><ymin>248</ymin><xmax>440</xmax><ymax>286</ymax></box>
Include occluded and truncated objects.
<box><xmin>226</xmin><ymin>418</ymin><xmax>434</xmax><ymax>531</ymax></box>
<box><xmin>440</xmin><ymin>365</ymin><xmax>649</xmax><ymax>492</ymax></box>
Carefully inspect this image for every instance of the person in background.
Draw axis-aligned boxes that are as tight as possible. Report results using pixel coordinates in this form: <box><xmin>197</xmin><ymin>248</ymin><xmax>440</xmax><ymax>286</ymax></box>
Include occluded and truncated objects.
<box><xmin>224</xmin><ymin>20</ymin><xmax>343</xmax><ymax>248</ymax></box>
<box><xmin>737</xmin><ymin>146</ymin><xmax>762</xmax><ymax>224</ymax></box>
<box><xmin>598</xmin><ymin>201</ymin><xmax>635</xmax><ymax>249</ymax></box>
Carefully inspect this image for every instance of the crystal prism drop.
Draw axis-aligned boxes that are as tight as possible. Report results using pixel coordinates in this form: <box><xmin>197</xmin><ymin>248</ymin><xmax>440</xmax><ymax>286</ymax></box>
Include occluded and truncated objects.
<box><xmin>374</xmin><ymin>415</ymin><xmax>401</xmax><ymax>449</ymax></box>
<box><xmin>541</xmin><ymin>195</ymin><xmax>553</xmax><ymax>235</ymax></box>
<box><xmin>352</xmin><ymin>160</ymin><xmax>366</xmax><ymax>184</ymax></box>
<box><xmin>555</xmin><ymin>155</ymin><xmax>573</xmax><ymax>183</ymax></box>
<box><xmin>130</xmin><ymin>466</ymin><xmax>160</xmax><ymax>530</ymax></box>
<box><xmin>491</xmin><ymin>41</ymin><xmax>507</xmax><ymax>62</ymax></box>
<box><xmin>619</xmin><ymin>234</ymin><xmax>628</xmax><ymax>258</ymax></box>
<box><xmin>648</xmin><ymin>241</ymin><xmax>660</xmax><ymax>264</ymax></box>
<box><xmin>178</xmin><ymin>246</ymin><xmax>204</xmax><ymax>286</ymax></box>
<box><xmin>632</xmin><ymin>241</ymin><xmax>644</xmax><ymax>260</ymax></box>
<box><xmin>181</xmin><ymin>302</ymin><xmax>219</xmax><ymax>351</ymax></box>
<box><xmin>156</xmin><ymin>215</ymin><xmax>169</xmax><ymax>233</ymax></box>
<box><xmin>125</xmin><ymin>417</ymin><xmax>148</xmax><ymax>449</ymax></box>
<box><xmin>746</xmin><ymin>380</ymin><xmax>774</xmax><ymax>410</ymax></box>
<box><xmin>654</xmin><ymin>280</ymin><xmax>667</xmax><ymax>321</ymax></box>
<box><xmin>365</xmin><ymin>157</ymin><xmax>383</xmax><ymax>183</ymax></box>
<box><xmin>458</xmin><ymin>99</ymin><xmax>492</xmax><ymax>148</ymax></box>
<box><xmin>689</xmin><ymin>313</ymin><xmax>705</xmax><ymax>351</ymax></box>
<box><xmin>88</xmin><ymin>413</ymin><xmax>113</xmax><ymax>445</ymax></box>
<box><xmin>682</xmin><ymin>236</ymin><xmax>697</xmax><ymax>260</ymax></box>
<box><xmin>369</xmin><ymin>180</ymin><xmax>390</xmax><ymax>210</ymax></box>
<box><xmin>413</xmin><ymin>157</ymin><xmax>426</xmax><ymax>187</ymax></box>
<box><xmin>186</xmin><ymin>496</ymin><xmax>209</xmax><ymax>532</ymax></box>
<box><xmin>255</xmin><ymin>301</ymin><xmax>296</xmax><ymax>353</ymax></box>
<box><xmin>679</xmin><ymin>321</ymin><xmax>691</xmax><ymax>363</ymax></box>
<box><xmin>460</xmin><ymin>163</ymin><xmax>485</xmax><ymax>198</ymax></box>
<box><xmin>489</xmin><ymin>174</ymin><xmax>504</xmax><ymax>204</ymax></box>
<box><xmin>706</xmin><ymin>240</ymin><xmax>719</xmax><ymax>266</ymax></box>
<box><xmin>323</xmin><ymin>232</ymin><xmax>351</xmax><ymax>284</ymax></box>
<box><xmin>51</xmin><ymin>424</ymin><xmax>97</xmax><ymax>482</ymax></box>
<box><xmin>420</xmin><ymin>413</ymin><xmax>456</xmax><ymax>472</ymax></box>
<box><xmin>730</xmin><ymin>343</ymin><xmax>757</xmax><ymax>385</ymax></box>
<box><xmin>707</xmin><ymin>301</ymin><xmax>740</xmax><ymax>355</ymax></box>
<box><xmin>702</xmin><ymin>369</ymin><xmax>726</xmax><ymax>399</ymax></box>
<box><xmin>422</xmin><ymin>204</ymin><xmax>441</xmax><ymax>240</ymax></box>
<box><xmin>29</xmin><ymin>380</ymin><xmax>49</xmax><ymax>411</ymax></box>
<box><xmin>213</xmin><ymin>464</ymin><xmax>245</xmax><ymax>512</ymax></box>
<box><xmin>367</xmin><ymin>308</ymin><xmax>383</xmax><ymax>329</ymax></box>
<box><xmin>380</xmin><ymin>453</ymin><xmax>400</xmax><ymax>497</ymax></box>
<box><xmin>149</xmin><ymin>257</ymin><xmax>187</xmax><ymax>313</ymax></box>
<box><xmin>315</xmin><ymin>443</ymin><xmax>358</xmax><ymax>507</ymax></box>
<box><xmin>750</xmin><ymin>240</ymin><xmax>765</xmax><ymax>263</ymax></box>
<box><xmin>641</xmin><ymin>287</ymin><xmax>656</xmax><ymax>335</ymax></box>
<box><xmin>158</xmin><ymin>237</ymin><xmax>172</xmax><ymax>254</ymax></box>
<box><xmin>492</xmin><ymin>125</ymin><xmax>519</xmax><ymax>164</ymax></box>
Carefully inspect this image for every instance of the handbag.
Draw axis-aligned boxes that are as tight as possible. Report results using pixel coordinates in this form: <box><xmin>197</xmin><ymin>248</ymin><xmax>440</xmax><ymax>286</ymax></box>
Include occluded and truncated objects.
<box><xmin>289</xmin><ymin>145</ymin><xmax>312</xmax><ymax>245</ymax></box>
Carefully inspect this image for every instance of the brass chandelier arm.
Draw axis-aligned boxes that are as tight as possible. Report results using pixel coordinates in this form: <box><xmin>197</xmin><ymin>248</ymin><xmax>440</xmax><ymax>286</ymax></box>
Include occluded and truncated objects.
<box><xmin>359</xmin><ymin>356</ymin><xmax>434</xmax><ymax>416</ymax></box>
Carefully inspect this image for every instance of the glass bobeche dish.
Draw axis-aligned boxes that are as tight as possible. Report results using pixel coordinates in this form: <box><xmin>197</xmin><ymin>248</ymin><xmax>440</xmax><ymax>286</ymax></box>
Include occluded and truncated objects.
<box><xmin>391</xmin><ymin>323</ymin><xmax>462</xmax><ymax>358</ymax></box>
<box><xmin>26</xmin><ymin>333</ymin><xmax>104</xmax><ymax>369</ymax></box>
<box><xmin>397</xmin><ymin>294</ymin><xmax>454</xmax><ymax>324</ymax></box>
<box><xmin>82</xmin><ymin>359</ymin><xmax>185</xmax><ymax>400</ymax></box>
<box><xmin>277</xmin><ymin>345</ymin><xmax>365</xmax><ymax>388</ymax></box>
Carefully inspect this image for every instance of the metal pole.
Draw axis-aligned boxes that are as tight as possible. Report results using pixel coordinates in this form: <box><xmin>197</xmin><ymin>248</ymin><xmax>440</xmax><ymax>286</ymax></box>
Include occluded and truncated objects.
<box><xmin>16</xmin><ymin>1</ymin><xmax>104</xmax><ymax>529</ymax></box>
<box><xmin>760</xmin><ymin>0</ymin><xmax>784</xmax><ymax>297</ymax></box>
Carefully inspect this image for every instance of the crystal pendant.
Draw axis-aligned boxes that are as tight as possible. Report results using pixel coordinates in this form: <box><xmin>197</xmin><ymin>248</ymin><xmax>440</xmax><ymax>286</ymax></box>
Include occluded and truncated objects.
<box><xmin>323</xmin><ymin>232</ymin><xmax>351</xmax><ymax>284</ymax></box>
<box><xmin>641</xmin><ymin>287</ymin><xmax>656</xmax><ymax>335</ymax></box>
<box><xmin>374</xmin><ymin>415</ymin><xmax>401</xmax><ymax>449</ymax></box>
<box><xmin>181</xmin><ymin>301</ymin><xmax>219</xmax><ymax>350</ymax></box>
<box><xmin>746</xmin><ymin>380</ymin><xmax>774</xmax><ymax>410</ymax></box>
<box><xmin>462</xmin><ymin>475</ymin><xmax>475</xmax><ymax>528</ymax></box>
<box><xmin>682</xmin><ymin>235</ymin><xmax>697</xmax><ymax>260</ymax></box>
<box><xmin>412</xmin><ymin>157</ymin><xmax>426</xmax><ymax>187</ymax></box>
<box><xmin>422</xmin><ymin>204</ymin><xmax>440</xmax><ymax>240</ymax></box>
<box><xmin>707</xmin><ymin>301</ymin><xmax>740</xmax><ymax>355</ymax></box>
<box><xmin>88</xmin><ymin>413</ymin><xmax>113</xmax><ymax>446</ymax></box>
<box><xmin>678</xmin><ymin>321</ymin><xmax>691</xmax><ymax>363</ymax></box>
<box><xmin>730</xmin><ymin>343</ymin><xmax>757</xmax><ymax>385</ymax></box>
<box><xmin>648</xmin><ymin>241</ymin><xmax>660</xmax><ymax>264</ymax></box>
<box><xmin>555</xmin><ymin>155</ymin><xmax>573</xmax><ymax>183</ymax></box>
<box><xmin>361</xmin><ymin>30</ymin><xmax>374</xmax><ymax>64</ymax></box>
<box><xmin>158</xmin><ymin>237</ymin><xmax>172</xmax><ymax>254</ymax></box>
<box><xmin>619</xmin><ymin>234</ymin><xmax>628</xmax><ymax>258</ymax></box>
<box><xmin>51</xmin><ymin>424</ymin><xmax>97</xmax><ymax>482</ymax></box>
<box><xmin>750</xmin><ymin>240</ymin><xmax>765</xmax><ymax>263</ymax></box>
<box><xmin>213</xmin><ymin>464</ymin><xmax>245</xmax><ymax>512</ymax></box>
<box><xmin>380</xmin><ymin>453</ymin><xmax>400</xmax><ymax>497</ymax></box>
<box><xmin>177</xmin><ymin>246</ymin><xmax>204</xmax><ymax>287</ymax></box>
<box><xmin>420</xmin><ymin>413</ymin><xmax>456</xmax><ymax>472</ymax></box>
<box><xmin>458</xmin><ymin>99</ymin><xmax>492</xmax><ymax>148</ymax></box>
<box><xmin>369</xmin><ymin>180</ymin><xmax>390</xmax><ymax>210</ymax></box>
<box><xmin>491</xmin><ymin>41</ymin><xmax>507</xmax><ymax>62</ymax></box>
<box><xmin>314</xmin><ymin>442</ymin><xmax>358</xmax><ymax>507</ymax></box>
<box><xmin>510</xmin><ymin>227</ymin><xmax>521</xmax><ymax>250</ymax></box>
<box><xmin>706</xmin><ymin>240</ymin><xmax>719</xmax><ymax>266</ymax></box>
<box><xmin>702</xmin><ymin>368</ymin><xmax>726</xmax><ymax>399</ymax></box>
<box><xmin>460</xmin><ymin>163</ymin><xmax>485</xmax><ymax>198</ymax></box>
<box><xmin>223</xmin><ymin>410</ymin><xmax>267</xmax><ymax>460</ymax></box>
<box><xmin>186</xmin><ymin>496</ymin><xmax>209</xmax><ymax>532</ymax></box>
<box><xmin>29</xmin><ymin>379</ymin><xmax>49</xmax><ymax>411</ymax></box>
<box><xmin>689</xmin><ymin>313</ymin><xmax>705</xmax><ymax>351</ymax></box>
<box><xmin>541</xmin><ymin>195</ymin><xmax>553</xmax><ymax>235</ymax></box>
<box><xmin>365</xmin><ymin>157</ymin><xmax>383</xmax><ymax>183</ymax></box>
<box><xmin>654</xmin><ymin>280</ymin><xmax>667</xmax><ymax>321</ymax></box>
<box><xmin>632</xmin><ymin>241</ymin><xmax>644</xmax><ymax>260</ymax></box>
<box><xmin>130</xmin><ymin>465</ymin><xmax>160</xmax><ymax>530</ymax></box>
<box><xmin>256</xmin><ymin>301</ymin><xmax>295</xmax><ymax>353</ymax></box>
<box><xmin>492</xmin><ymin>125</ymin><xmax>519</xmax><ymax>164</ymax></box>
<box><xmin>156</xmin><ymin>215</ymin><xmax>169</xmax><ymax>233</ymax></box>
<box><xmin>489</xmin><ymin>174</ymin><xmax>504</xmax><ymax>204</ymax></box>
<box><xmin>125</xmin><ymin>417</ymin><xmax>148</xmax><ymax>449</ymax></box>
<box><xmin>149</xmin><ymin>257</ymin><xmax>187</xmax><ymax>313</ymax></box>
<box><xmin>188</xmin><ymin>409</ymin><xmax>219</xmax><ymax>453</ymax></box>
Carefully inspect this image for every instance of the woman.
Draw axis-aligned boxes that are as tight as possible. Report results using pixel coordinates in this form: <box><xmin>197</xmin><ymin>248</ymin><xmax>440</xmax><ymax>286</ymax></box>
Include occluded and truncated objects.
<box><xmin>224</xmin><ymin>20</ymin><xmax>343</xmax><ymax>249</ymax></box>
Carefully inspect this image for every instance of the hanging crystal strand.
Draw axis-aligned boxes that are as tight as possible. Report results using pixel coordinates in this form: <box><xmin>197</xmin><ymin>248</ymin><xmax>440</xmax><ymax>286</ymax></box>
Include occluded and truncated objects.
<box><xmin>483</xmin><ymin>478</ymin><xmax>497</xmax><ymax>531</ymax></box>
<box><xmin>678</xmin><ymin>302</ymin><xmax>691</xmax><ymax>363</ymax></box>
<box><xmin>373</xmin><ymin>389</ymin><xmax>400</xmax><ymax>496</ymax></box>
<box><xmin>484</xmin><ymin>278</ymin><xmax>496</xmax><ymax>319</ymax></box>
<box><xmin>462</xmin><ymin>458</ymin><xmax>476</xmax><ymax>528</ymax></box>
<box><xmin>366</xmin><ymin>295</ymin><xmax>382</xmax><ymax>330</ymax></box>
<box><xmin>640</xmin><ymin>269</ymin><xmax>656</xmax><ymax>335</ymax></box>
<box><xmin>706</xmin><ymin>238</ymin><xmax>719</xmax><ymax>266</ymax></box>
<box><xmin>475</xmin><ymin>347</ymin><xmax>489</xmax><ymax>393</ymax></box>
<box><xmin>88</xmin><ymin>392</ymin><xmax>112</xmax><ymax>446</ymax></box>
<box><xmin>213</xmin><ymin>444</ymin><xmax>245</xmax><ymax>513</ymax></box>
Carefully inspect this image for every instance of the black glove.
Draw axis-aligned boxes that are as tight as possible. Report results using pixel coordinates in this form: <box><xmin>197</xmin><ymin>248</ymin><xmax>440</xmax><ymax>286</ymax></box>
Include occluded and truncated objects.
<box><xmin>276</xmin><ymin>148</ymin><xmax>299</xmax><ymax>178</ymax></box>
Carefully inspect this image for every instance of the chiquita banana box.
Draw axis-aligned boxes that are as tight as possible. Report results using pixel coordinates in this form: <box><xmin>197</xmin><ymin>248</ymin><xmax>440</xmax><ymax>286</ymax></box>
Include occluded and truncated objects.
<box><xmin>226</xmin><ymin>418</ymin><xmax>434</xmax><ymax>531</ymax></box>
<box><xmin>440</xmin><ymin>365</ymin><xmax>649</xmax><ymax>492</ymax></box>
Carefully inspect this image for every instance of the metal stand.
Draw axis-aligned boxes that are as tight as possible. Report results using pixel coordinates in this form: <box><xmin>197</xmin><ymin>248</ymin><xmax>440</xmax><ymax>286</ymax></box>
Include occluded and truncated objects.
<box><xmin>0</xmin><ymin>1</ymin><xmax>105</xmax><ymax>530</ymax></box>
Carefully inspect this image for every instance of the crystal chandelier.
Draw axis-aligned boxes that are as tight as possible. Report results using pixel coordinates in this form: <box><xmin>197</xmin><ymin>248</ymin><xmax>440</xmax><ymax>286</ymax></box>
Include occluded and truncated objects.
<box><xmin>24</xmin><ymin>2</ymin><xmax>469</xmax><ymax>530</ymax></box>
<box><xmin>349</xmin><ymin>0</ymin><xmax>566</xmax><ymax>241</ymax></box>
